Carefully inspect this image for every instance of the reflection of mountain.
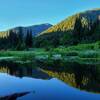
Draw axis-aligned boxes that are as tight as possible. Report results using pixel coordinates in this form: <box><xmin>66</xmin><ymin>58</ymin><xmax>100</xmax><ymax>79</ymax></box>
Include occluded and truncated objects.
<box><xmin>42</xmin><ymin>62</ymin><xmax>100</xmax><ymax>93</ymax></box>
<box><xmin>0</xmin><ymin>61</ymin><xmax>51</xmax><ymax>80</ymax></box>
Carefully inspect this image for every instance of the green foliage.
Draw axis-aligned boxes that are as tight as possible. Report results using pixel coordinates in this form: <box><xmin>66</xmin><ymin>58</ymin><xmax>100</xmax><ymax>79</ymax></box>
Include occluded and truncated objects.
<box><xmin>79</xmin><ymin>50</ymin><xmax>99</xmax><ymax>58</ymax></box>
<box><xmin>0</xmin><ymin>28</ymin><xmax>33</xmax><ymax>50</ymax></box>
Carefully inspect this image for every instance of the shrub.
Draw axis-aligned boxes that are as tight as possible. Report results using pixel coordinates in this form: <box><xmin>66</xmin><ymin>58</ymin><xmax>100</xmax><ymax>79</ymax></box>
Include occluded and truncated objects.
<box><xmin>65</xmin><ymin>51</ymin><xmax>78</xmax><ymax>56</ymax></box>
<box><xmin>79</xmin><ymin>50</ymin><xmax>99</xmax><ymax>58</ymax></box>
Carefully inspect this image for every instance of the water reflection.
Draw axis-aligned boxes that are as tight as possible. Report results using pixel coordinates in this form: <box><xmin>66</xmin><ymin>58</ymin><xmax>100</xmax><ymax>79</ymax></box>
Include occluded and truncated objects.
<box><xmin>41</xmin><ymin>62</ymin><xmax>100</xmax><ymax>93</ymax></box>
<box><xmin>0</xmin><ymin>61</ymin><xmax>51</xmax><ymax>79</ymax></box>
<box><xmin>0</xmin><ymin>61</ymin><xmax>100</xmax><ymax>100</ymax></box>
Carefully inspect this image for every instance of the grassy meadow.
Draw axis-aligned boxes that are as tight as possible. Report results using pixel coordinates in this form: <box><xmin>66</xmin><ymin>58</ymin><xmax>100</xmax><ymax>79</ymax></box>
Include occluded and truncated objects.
<box><xmin>0</xmin><ymin>41</ymin><xmax>99</xmax><ymax>65</ymax></box>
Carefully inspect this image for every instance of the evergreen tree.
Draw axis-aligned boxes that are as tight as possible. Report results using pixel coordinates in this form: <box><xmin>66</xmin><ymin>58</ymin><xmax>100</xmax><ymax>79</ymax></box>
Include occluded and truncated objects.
<box><xmin>73</xmin><ymin>17</ymin><xmax>83</xmax><ymax>45</ymax></box>
<box><xmin>29</xmin><ymin>30</ymin><xmax>33</xmax><ymax>47</ymax></box>
<box><xmin>25</xmin><ymin>30</ymin><xmax>30</xmax><ymax>48</ymax></box>
<box><xmin>16</xmin><ymin>27</ymin><xmax>24</xmax><ymax>50</ymax></box>
<box><xmin>8</xmin><ymin>30</ymin><xmax>18</xmax><ymax>48</ymax></box>
<box><xmin>25</xmin><ymin>30</ymin><xmax>33</xmax><ymax>48</ymax></box>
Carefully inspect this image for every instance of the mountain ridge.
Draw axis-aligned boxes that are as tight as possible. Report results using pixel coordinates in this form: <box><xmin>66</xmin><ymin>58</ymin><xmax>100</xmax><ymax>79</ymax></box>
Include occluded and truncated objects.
<box><xmin>0</xmin><ymin>23</ymin><xmax>52</xmax><ymax>37</ymax></box>
<box><xmin>40</xmin><ymin>9</ymin><xmax>100</xmax><ymax>35</ymax></box>
<box><xmin>34</xmin><ymin>8</ymin><xmax>100</xmax><ymax>47</ymax></box>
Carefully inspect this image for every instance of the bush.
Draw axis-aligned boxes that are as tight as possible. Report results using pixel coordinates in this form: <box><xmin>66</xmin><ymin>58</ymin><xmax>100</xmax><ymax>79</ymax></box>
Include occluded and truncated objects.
<box><xmin>79</xmin><ymin>50</ymin><xmax>99</xmax><ymax>58</ymax></box>
<box><xmin>65</xmin><ymin>51</ymin><xmax>78</xmax><ymax>56</ymax></box>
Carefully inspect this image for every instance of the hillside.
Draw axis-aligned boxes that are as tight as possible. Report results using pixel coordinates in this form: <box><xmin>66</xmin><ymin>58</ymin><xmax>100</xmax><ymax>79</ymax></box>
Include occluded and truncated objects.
<box><xmin>0</xmin><ymin>23</ymin><xmax>52</xmax><ymax>37</ymax></box>
<box><xmin>34</xmin><ymin>9</ymin><xmax>100</xmax><ymax>47</ymax></box>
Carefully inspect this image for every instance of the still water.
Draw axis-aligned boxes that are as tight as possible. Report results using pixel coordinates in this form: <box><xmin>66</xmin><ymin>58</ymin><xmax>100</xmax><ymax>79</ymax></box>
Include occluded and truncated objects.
<box><xmin>0</xmin><ymin>61</ymin><xmax>100</xmax><ymax>100</ymax></box>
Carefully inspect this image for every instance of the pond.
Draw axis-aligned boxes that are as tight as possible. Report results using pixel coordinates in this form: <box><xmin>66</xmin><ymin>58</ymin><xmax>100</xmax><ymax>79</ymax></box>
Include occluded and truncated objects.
<box><xmin>0</xmin><ymin>61</ymin><xmax>100</xmax><ymax>100</ymax></box>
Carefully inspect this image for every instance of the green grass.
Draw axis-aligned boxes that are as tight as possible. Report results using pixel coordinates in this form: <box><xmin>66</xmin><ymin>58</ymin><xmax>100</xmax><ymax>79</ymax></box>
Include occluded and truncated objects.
<box><xmin>0</xmin><ymin>42</ymin><xmax>99</xmax><ymax>64</ymax></box>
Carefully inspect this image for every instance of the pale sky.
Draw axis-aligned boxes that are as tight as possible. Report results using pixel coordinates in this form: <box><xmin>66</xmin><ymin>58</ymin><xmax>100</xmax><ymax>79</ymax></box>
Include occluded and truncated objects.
<box><xmin>0</xmin><ymin>0</ymin><xmax>100</xmax><ymax>31</ymax></box>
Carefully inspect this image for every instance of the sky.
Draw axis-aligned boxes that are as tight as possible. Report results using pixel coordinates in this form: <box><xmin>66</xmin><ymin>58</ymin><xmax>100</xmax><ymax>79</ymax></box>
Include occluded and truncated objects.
<box><xmin>0</xmin><ymin>0</ymin><xmax>100</xmax><ymax>31</ymax></box>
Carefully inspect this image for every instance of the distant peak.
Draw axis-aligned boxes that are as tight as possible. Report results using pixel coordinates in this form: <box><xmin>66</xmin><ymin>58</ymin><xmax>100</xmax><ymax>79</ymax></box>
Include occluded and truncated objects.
<box><xmin>36</xmin><ymin>23</ymin><xmax>53</xmax><ymax>26</ymax></box>
<box><xmin>43</xmin><ymin>23</ymin><xmax>52</xmax><ymax>25</ymax></box>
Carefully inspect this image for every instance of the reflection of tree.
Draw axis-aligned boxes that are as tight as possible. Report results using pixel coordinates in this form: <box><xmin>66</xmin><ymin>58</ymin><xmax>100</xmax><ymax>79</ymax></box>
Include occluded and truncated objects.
<box><xmin>0</xmin><ymin>61</ymin><xmax>51</xmax><ymax>80</ymax></box>
<box><xmin>42</xmin><ymin>62</ymin><xmax>100</xmax><ymax>93</ymax></box>
<box><xmin>0</xmin><ymin>62</ymin><xmax>32</xmax><ymax>77</ymax></box>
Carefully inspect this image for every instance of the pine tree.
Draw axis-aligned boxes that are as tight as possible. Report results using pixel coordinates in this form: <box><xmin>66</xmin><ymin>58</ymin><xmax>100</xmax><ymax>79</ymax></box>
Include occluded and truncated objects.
<box><xmin>16</xmin><ymin>27</ymin><xmax>24</xmax><ymax>50</ymax></box>
<box><xmin>73</xmin><ymin>17</ymin><xmax>82</xmax><ymax>45</ymax></box>
<box><xmin>25</xmin><ymin>30</ymin><xmax>33</xmax><ymax>48</ymax></box>
<box><xmin>29</xmin><ymin>30</ymin><xmax>33</xmax><ymax>47</ymax></box>
<box><xmin>8</xmin><ymin>30</ymin><xmax>17</xmax><ymax>48</ymax></box>
<box><xmin>25</xmin><ymin>30</ymin><xmax>30</xmax><ymax>48</ymax></box>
